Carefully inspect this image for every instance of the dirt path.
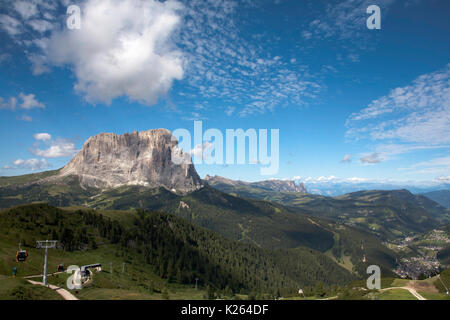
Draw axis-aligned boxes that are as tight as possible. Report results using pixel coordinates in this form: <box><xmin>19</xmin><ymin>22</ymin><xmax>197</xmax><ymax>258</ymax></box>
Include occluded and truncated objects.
<box><xmin>27</xmin><ymin>279</ymin><xmax>79</xmax><ymax>300</ymax></box>
<box><xmin>23</xmin><ymin>272</ymin><xmax>64</xmax><ymax>279</ymax></box>
<box><xmin>380</xmin><ymin>286</ymin><xmax>426</xmax><ymax>300</ymax></box>
<box><xmin>318</xmin><ymin>296</ymin><xmax>338</xmax><ymax>300</ymax></box>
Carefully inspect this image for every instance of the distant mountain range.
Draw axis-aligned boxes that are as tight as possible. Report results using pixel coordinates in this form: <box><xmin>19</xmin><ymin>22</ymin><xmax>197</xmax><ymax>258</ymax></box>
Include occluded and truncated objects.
<box><xmin>204</xmin><ymin>174</ymin><xmax>307</xmax><ymax>193</ymax></box>
<box><xmin>204</xmin><ymin>175</ymin><xmax>450</xmax><ymax>240</ymax></box>
<box><xmin>296</xmin><ymin>180</ymin><xmax>450</xmax><ymax>196</ymax></box>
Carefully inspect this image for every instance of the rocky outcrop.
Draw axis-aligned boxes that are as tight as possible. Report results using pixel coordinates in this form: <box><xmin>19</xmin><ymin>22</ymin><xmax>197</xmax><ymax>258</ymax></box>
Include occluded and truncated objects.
<box><xmin>252</xmin><ymin>179</ymin><xmax>307</xmax><ymax>193</ymax></box>
<box><xmin>59</xmin><ymin>129</ymin><xmax>202</xmax><ymax>193</ymax></box>
<box><xmin>204</xmin><ymin>175</ymin><xmax>307</xmax><ymax>193</ymax></box>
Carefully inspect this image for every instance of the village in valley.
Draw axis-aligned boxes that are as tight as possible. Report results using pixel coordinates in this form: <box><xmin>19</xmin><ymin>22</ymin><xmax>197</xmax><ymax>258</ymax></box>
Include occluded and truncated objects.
<box><xmin>388</xmin><ymin>229</ymin><xmax>450</xmax><ymax>279</ymax></box>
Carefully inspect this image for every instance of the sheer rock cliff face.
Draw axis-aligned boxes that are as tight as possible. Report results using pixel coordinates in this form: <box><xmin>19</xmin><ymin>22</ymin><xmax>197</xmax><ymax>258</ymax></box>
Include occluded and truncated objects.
<box><xmin>59</xmin><ymin>129</ymin><xmax>203</xmax><ymax>193</ymax></box>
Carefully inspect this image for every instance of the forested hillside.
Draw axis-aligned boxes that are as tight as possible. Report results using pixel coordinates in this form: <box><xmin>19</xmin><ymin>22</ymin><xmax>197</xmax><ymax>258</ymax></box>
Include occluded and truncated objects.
<box><xmin>0</xmin><ymin>203</ymin><xmax>355</xmax><ymax>294</ymax></box>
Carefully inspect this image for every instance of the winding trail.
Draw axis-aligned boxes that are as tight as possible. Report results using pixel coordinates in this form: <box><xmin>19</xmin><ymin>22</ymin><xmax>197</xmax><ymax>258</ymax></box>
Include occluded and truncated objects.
<box><xmin>23</xmin><ymin>272</ymin><xmax>64</xmax><ymax>279</ymax></box>
<box><xmin>380</xmin><ymin>286</ymin><xmax>426</xmax><ymax>300</ymax></box>
<box><xmin>26</xmin><ymin>279</ymin><xmax>78</xmax><ymax>300</ymax></box>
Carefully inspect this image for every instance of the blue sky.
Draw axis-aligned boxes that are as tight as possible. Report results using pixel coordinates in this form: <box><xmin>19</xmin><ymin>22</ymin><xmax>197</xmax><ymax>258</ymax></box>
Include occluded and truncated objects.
<box><xmin>0</xmin><ymin>0</ymin><xmax>449</xmax><ymax>186</ymax></box>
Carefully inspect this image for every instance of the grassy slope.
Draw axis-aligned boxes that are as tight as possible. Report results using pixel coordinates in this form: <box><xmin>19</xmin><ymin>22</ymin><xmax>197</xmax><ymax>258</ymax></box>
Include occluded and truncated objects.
<box><xmin>0</xmin><ymin>223</ymin><xmax>179</xmax><ymax>300</ymax></box>
<box><xmin>0</xmin><ymin>170</ymin><xmax>60</xmax><ymax>187</ymax></box>
<box><xmin>0</xmin><ymin>278</ymin><xmax>63</xmax><ymax>300</ymax></box>
<box><xmin>377</xmin><ymin>289</ymin><xmax>417</xmax><ymax>300</ymax></box>
<box><xmin>0</xmin><ymin>204</ymin><xmax>207</xmax><ymax>300</ymax></box>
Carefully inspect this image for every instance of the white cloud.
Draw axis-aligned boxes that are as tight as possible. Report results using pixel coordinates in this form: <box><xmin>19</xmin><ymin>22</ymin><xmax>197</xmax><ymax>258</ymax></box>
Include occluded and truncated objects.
<box><xmin>303</xmin><ymin>176</ymin><xmax>338</xmax><ymax>183</ymax></box>
<box><xmin>13</xmin><ymin>1</ymin><xmax>39</xmax><ymax>20</ymax></box>
<box><xmin>31</xmin><ymin>138</ymin><xmax>78</xmax><ymax>158</ymax></box>
<box><xmin>176</xmin><ymin>0</ymin><xmax>321</xmax><ymax>116</ymax></box>
<box><xmin>0</xmin><ymin>0</ymin><xmax>58</xmax><ymax>38</ymax></box>
<box><xmin>298</xmin><ymin>175</ymin><xmax>430</xmax><ymax>185</ymax></box>
<box><xmin>302</xmin><ymin>0</ymin><xmax>395</xmax><ymax>41</ymax></box>
<box><xmin>19</xmin><ymin>93</ymin><xmax>45</xmax><ymax>109</ymax></box>
<box><xmin>340</xmin><ymin>154</ymin><xmax>352</xmax><ymax>163</ymax></box>
<box><xmin>0</xmin><ymin>96</ymin><xmax>18</xmax><ymax>110</ymax></box>
<box><xmin>301</xmin><ymin>30</ymin><xmax>312</xmax><ymax>40</ymax></box>
<box><xmin>436</xmin><ymin>176</ymin><xmax>450</xmax><ymax>183</ymax></box>
<box><xmin>30</xmin><ymin>132</ymin><xmax>78</xmax><ymax>158</ymax></box>
<box><xmin>0</xmin><ymin>93</ymin><xmax>45</xmax><ymax>111</ymax></box>
<box><xmin>225</xmin><ymin>106</ymin><xmax>235</xmax><ymax>116</ymax></box>
<box><xmin>181</xmin><ymin>111</ymin><xmax>207</xmax><ymax>121</ymax></box>
<box><xmin>412</xmin><ymin>156</ymin><xmax>450</xmax><ymax>168</ymax></box>
<box><xmin>27</xmin><ymin>19</ymin><xmax>54</xmax><ymax>33</ymax></box>
<box><xmin>346</xmin><ymin>177</ymin><xmax>369</xmax><ymax>182</ymax></box>
<box><xmin>375</xmin><ymin>143</ymin><xmax>450</xmax><ymax>156</ymax></box>
<box><xmin>360</xmin><ymin>152</ymin><xmax>382</xmax><ymax>164</ymax></box>
<box><xmin>1</xmin><ymin>0</ymin><xmax>321</xmax><ymax>115</ymax></box>
<box><xmin>33</xmin><ymin>133</ymin><xmax>52</xmax><ymax>141</ymax></box>
<box><xmin>298</xmin><ymin>176</ymin><xmax>373</xmax><ymax>185</ymax></box>
<box><xmin>28</xmin><ymin>54</ymin><xmax>51</xmax><ymax>74</ymax></box>
<box><xmin>347</xmin><ymin>64</ymin><xmax>450</xmax><ymax>145</ymax></box>
<box><xmin>0</xmin><ymin>14</ymin><xmax>22</xmax><ymax>36</ymax></box>
<box><xmin>400</xmin><ymin>156</ymin><xmax>450</xmax><ymax>175</ymax></box>
<box><xmin>18</xmin><ymin>115</ymin><xmax>33</xmax><ymax>122</ymax></box>
<box><xmin>33</xmin><ymin>0</ymin><xmax>184</xmax><ymax>106</ymax></box>
<box><xmin>9</xmin><ymin>158</ymin><xmax>51</xmax><ymax>171</ymax></box>
<box><xmin>189</xmin><ymin>141</ymin><xmax>213</xmax><ymax>160</ymax></box>
<box><xmin>359</xmin><ymin>144</ymin><xmax>450</xmax><ymax>164</ymax></box>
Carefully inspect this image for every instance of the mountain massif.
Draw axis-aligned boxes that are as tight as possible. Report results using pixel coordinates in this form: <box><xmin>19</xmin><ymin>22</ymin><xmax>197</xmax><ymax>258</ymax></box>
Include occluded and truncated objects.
<box><xmin>59</xmin><ymin>129</ymin><xmax>202</xmax><ymax>192</ymax></box>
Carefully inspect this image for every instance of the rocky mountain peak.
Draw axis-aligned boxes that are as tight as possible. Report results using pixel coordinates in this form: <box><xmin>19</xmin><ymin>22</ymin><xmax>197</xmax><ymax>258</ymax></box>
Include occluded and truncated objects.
<box><xmin>59</xmin><ymin>129</ymin><xmax>202</xmax><ymax>192</ymax></box>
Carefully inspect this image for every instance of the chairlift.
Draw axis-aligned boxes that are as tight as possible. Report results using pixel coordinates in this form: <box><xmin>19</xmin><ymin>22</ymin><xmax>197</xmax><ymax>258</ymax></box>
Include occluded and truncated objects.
<box><xmin>16</xmin><ymin>249</ymin><xmax>28</xmax><ymax>262</ymax></box>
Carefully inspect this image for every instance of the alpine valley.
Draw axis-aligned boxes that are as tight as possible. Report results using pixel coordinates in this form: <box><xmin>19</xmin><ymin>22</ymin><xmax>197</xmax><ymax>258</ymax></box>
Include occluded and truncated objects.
<box><xmin>1</xmin><ymin>129</ymin><xmax>449</xmax><ymax>300</ymax></box>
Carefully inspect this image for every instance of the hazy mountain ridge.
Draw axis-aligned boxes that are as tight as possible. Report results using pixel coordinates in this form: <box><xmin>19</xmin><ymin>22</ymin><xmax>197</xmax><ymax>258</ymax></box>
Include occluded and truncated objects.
<box><xmin>422</xmin><ymin>190</ymin><xmax>450</xmax><ymax>209</ymax></box>
<box><xmin>204</xmin><ymin>175</ymin><xmax>307</xmax><ymax>193</ymax></box>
